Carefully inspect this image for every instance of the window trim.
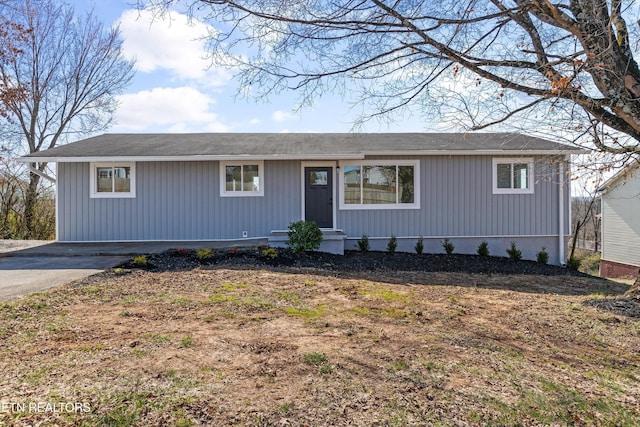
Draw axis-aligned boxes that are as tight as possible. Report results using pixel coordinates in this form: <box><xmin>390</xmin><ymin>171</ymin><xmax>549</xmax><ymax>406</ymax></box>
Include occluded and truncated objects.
<box><xmin>338</xmin><ymin>159</ymin><xmax>420</xmax><ymax>210</ymax></box>
<box><xmin>89</xmin><ymin>162</ymin><xmax>136</xmax><ymax>199</ymax></box>
<box><xmin>492</xmin><ymin>157</ymin><xmax>534</xmax><ymax>194</ymax></box>
<box><xmin>219</xmin><ymin>160</ymin><xmax>264</xmax><ymax>197</ymax></box>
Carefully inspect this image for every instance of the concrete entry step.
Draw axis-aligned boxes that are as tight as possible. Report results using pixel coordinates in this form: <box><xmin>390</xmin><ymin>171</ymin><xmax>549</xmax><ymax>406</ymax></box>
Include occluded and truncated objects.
<box><xmin>268</xmin><ymin>230</ymin><xmax>347</xmax><ymax>255</ymax></box>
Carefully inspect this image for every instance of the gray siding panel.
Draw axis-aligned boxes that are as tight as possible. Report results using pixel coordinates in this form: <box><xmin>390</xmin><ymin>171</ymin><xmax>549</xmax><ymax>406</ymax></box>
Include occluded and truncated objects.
<box><xmin>337</xmin><ymin>155</ymin><xmax>563</xmax><ymax>238</ymax></box>
<box><xmin>59</xmin><ymin>160</ymin><xmax>301</xmax><ymax>241</ymax></box>
<box><xmin>58</xmin><ymin>155</ymin><xmax>565</xmax><ymax>242</ymax></box>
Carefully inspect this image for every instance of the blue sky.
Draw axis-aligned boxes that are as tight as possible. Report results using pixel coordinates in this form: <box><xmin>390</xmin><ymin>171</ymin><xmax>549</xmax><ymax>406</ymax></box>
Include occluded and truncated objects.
<box><xmin>71</xmin><ymin>0</ymin><xmax>433</xmax><ymax>134</ymax></box>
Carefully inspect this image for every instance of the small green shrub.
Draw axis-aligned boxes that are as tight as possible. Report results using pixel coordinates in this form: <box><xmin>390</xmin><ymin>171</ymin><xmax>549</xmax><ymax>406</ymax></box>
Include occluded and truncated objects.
<box><xmin>357</xmin><ymin>234</ymin><xmax>370</xmax><ymax>252</ymax></box>
<box><xmin>442</xmin><ymin>238</ymin><xmax>454</xmax><ymax>255</ymax></box>
<box><xmin>477</xmin><ymin>241</ymin><xmax>490</xmax><ymax>257</ymax></box>
<box><xmin>415</xmin><ymin>236</ymin><xmax>424</xmax><ymax>255</ymax></box>
<box><xmin>506</xmin><ymin>242</ymin><xmax>522</xmax><ymax>261</ymax></box>
<box><xmin>387</xmin><ymin>235</ymin><xmax>398</xmax><ymax>254</ymax></box>
<box><xmin>286</xmin><ymin>220</ymin><xmax>323</xmax><ymax>253</ymax></box>
<box><xmin>536</xmin><ymin>247</ymin><xmax>549</xmax><ymax>264</ymax></box>
<box><xmin>566</xmin><ymin>256</ymin><xmax>581</xmax><ymax>270</ymax></box>
<box><xmin>132</xmin><ymin>255</ymin><xmax>148</xmax><ymax>266</ymax></box>
<box><xmin>261</xmin><ymin>247</ymin><xmax>278</xmax><ymax>259</ymax></box>
<box><xmin>196</xmin><ymin>248</ymin><xmax>213</xmax><ymax>261</ymax></box>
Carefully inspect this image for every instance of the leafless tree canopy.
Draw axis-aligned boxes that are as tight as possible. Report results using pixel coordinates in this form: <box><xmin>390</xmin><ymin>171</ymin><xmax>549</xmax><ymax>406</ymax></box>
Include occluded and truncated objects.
<box><xmin>0</xmin><ymin>0</ymin><xmax>135</xmax><ymax>154</ymax></box>
<box><xmin>0</xmin><ymin>0</ymin><xmax>135</xmax><ymax>238</ymax></box>
<box><xmin>147</xmin><ymin>0</ymin><xmax>640</xmax><ymax>154</ymax></box>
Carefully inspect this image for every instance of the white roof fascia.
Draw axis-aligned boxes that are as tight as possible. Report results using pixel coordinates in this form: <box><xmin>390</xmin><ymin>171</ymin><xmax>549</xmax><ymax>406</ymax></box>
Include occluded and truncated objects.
<box><xmin>364</xmin><ymin>149</ymin><xmax>587</xmax><ymax>156</ymax></box>
<box><xmin>16</xmin><ymin>154</ymin><xmax>367</xmax><ymax>163</ymax></box>
<box><xmin>17</xmin><ymin>149</ymin><xmax>584</xmax><ymax>163</ymax></box>
<box><xmin>597</xmin><ymin>162</ymin><xmax>640</xmax><ymax>194</ymax></box>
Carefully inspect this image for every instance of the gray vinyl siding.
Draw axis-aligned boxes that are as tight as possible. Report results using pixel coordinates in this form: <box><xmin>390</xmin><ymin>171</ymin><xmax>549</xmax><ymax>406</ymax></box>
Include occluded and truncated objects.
<box><xmin>601</xmin><ymin>174</ymin><xmax>640</xmax><ymax>267</ymax></box>
<box><xmin>57</xmin><ymin>155</ymin><xmax>568</xmax><ymax>243</ymax></box>
<box><xmin>58</xmin><ymin>161</ymin><xmax>300</xmax><ymax>241</ymax></box>
<box><xmin>337</xmin><ymin>155</ymin><xmax>567</xmax><ymax>238</ymax></box>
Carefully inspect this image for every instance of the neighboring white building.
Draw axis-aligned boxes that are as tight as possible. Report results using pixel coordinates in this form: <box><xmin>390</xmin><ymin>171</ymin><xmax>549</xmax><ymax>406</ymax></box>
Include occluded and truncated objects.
<box><xmin>598</xmin><ymin>162</ymin><xmax>640</xmax><ymax>278</ymax></box>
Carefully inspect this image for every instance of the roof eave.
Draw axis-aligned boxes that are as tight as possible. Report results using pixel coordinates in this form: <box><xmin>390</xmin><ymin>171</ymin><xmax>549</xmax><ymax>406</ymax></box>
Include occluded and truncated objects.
<box><xmin>363</xmin><ymin>149</ymin><xmax>587</xmax><ymax>156</ymax></box>
<box><xmin>16</xmin><ymin>154</ymin><xmax>369</xmax><ymax>163</ymax></box>
<box><xmin>17</xmin><ymin>149</ymin><xmax>586</xmax><ymax>163</ymax></box>
<box><xmin>597</xmin><ymin>161</ymin><xmax>640</xmax><ymax>193</ymax></box>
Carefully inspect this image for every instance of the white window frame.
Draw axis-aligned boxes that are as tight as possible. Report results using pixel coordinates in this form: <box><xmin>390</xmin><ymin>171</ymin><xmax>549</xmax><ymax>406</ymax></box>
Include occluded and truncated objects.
<box><xmin>338</xmin><ymin>159</ymin><xmax>420</xmax><ymax>210</ymax></box>
<box><xmin>89</xmin><ymin>162</ymin><xmax>136</xmax><ymax>199</ymax></box>
<box><xmin>220</xmin><ymin>160</ymin><xmax>264</xmax><ymax>197</ymax></box>
<box><xmin>492</xmin><ymin>157</ymin><xmax>534</xmax><ymax>194</ymax></box>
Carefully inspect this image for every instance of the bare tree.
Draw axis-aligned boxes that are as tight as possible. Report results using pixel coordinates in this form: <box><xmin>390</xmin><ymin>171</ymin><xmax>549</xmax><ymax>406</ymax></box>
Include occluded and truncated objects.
<box><xmin>146</xmin><ymin>0</ymin><xmax>640</xmax><ymax>154</ymax></box>
<box><xmin>0</xmin><ymin>4</ymin><xmax>28</xmax><ymax>120</ymax></box>
<box><xmin>0</xmin><ymin>0</ymin><xmax>134</xmax><ymax>238</ymax></box>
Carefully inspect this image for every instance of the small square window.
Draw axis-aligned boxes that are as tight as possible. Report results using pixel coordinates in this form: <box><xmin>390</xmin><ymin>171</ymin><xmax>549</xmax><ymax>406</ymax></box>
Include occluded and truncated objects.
<box><xmin>492</xmin><ymin>158</ymin><xmax>534</xmax><ymax>194</ymax></box>
<box><xmin>90</xmin><ymin>163</ymin><xmax>135</xmax><ymax>198</ymax></box>
<box><xmin>220</xmin><ymin>161</ymin><xmax>264</xmax><ymax>197</ymax></box>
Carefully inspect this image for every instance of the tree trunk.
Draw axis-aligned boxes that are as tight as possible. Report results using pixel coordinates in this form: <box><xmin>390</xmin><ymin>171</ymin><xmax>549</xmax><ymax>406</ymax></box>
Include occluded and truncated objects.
<box><xmin>569</xmin><ymin>219</ymin><xmax>583</xmax><ymax>260</ymax></box>
<box><xmin>23</xmin><ymin>171</ymin><xmax>41</xmax><ymax>240</ymax></box>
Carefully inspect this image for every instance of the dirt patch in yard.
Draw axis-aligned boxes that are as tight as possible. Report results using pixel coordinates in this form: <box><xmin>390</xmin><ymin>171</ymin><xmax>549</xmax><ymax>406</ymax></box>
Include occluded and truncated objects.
<box><xmin>1</xmin><ymin>249</ymin><xmax>638</xmax><ymax>426</ymax></box>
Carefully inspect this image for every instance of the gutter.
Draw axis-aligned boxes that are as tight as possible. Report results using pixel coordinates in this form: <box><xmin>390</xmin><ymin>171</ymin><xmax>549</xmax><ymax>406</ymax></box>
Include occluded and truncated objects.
<box><xmin>16</xmin><ymin>150</ymin><xmax>588</xmax><ymax>164</ymax></box>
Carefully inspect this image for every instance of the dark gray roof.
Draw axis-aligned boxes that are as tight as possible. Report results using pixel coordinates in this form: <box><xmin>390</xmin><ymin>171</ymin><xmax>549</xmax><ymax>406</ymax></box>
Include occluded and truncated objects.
<box><xmin>20</xmin><ymin>133</ymin><xmax>584</xmax><ymax>161</ymax></box>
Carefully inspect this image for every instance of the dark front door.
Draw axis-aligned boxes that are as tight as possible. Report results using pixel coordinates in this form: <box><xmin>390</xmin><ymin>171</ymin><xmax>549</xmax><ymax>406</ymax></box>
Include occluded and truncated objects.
<box><xmin>305</xmin><ymin>166</ymin><xmax>333</xmax><ymax>228</ymax></box>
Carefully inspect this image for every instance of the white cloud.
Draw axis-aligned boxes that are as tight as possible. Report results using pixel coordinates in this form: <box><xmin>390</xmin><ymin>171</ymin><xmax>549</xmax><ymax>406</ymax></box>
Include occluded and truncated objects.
<box><xmin>113</xmin><ymin>86</ymin><xmax>230</xmax><ymax>132</ymax></box>
<box><xmin>272</xmin><ymin>110</ymin><xmax>296</xmax><ymax>122</ymax></box>
<box><xmin>118</xmin><ymin>8</ymin><xmax>231</xmax><ymax>84</ymax></box>
<box><xmin>249</xmin><ymin>118</ymin><xmax>262</xmax><ymax>125</ymax></box>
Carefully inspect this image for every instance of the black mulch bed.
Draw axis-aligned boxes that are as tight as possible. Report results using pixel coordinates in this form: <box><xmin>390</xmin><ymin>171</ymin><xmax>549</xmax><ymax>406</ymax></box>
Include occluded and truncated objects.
<box><xmin>120</xmin><ymin>246</ymin><xmax>594</xmax><ymax>277</ymax></box>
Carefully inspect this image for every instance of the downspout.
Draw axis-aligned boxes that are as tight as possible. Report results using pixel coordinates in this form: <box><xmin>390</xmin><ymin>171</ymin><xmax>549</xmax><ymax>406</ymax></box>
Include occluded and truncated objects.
<box><xmin>55</xmin><ymin>163</ymin><xmax>59</xmax><ymax>242</ymax></box>
<box><xmin>558</xmin><ymin>158</ymin><xmax>565</xmax><ymax>265</ymax></box>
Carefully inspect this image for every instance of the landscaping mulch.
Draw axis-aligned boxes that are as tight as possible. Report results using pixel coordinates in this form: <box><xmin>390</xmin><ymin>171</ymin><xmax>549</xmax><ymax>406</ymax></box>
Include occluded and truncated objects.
<box><xmin>125</xmin><ymin>247</ymin><xmax>595</xmax><ymax>277</ymax></box>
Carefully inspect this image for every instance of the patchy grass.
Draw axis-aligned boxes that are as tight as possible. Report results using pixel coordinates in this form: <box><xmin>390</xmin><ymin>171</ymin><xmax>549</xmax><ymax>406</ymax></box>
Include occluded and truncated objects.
<box><xmin>0</xmin><ymin>264</ymin><xmax>638</xmax><ymax>426</ymax></box>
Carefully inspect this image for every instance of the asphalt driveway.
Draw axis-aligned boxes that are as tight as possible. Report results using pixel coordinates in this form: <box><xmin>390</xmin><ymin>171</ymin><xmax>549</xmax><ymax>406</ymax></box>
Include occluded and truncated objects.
<box><xmin>0</xmin><ymin>255</ymin><xmax>128</xmax><ymax>301</ymax></box>
<box><xmin>0</xmin><ymin>239</ymin><xmax>266</xmax><ymax>301</ymax></box>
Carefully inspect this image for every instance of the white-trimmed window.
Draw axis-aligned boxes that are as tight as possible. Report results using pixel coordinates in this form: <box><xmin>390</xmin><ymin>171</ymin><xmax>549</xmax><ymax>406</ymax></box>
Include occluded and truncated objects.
<box><xmin>220</xmin><ymin>161</ymin><xmax>264</xmax><ymax>197</ymax></box>
<box><xmin>492</xmin><ymin>158</ymin><xmax>534</xmax><ymax>194</ymax></box>
<box><xmin>90</xmin><ymin>162</ymin><xmax>136</xmax><ymax>198</ymax></box>
<box><xmin>340</xmin><ymin>160</ymin><xmax>419</xmax><ymax>209</ymax></box>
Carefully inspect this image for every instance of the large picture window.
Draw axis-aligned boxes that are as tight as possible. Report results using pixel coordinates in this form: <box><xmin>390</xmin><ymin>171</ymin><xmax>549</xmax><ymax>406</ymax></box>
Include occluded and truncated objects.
<box><xmin>492</xmin><ymin>158</ymin><xmax>534</xmax><ymax>194</ymax></box>
<box><xmin>220</xmin><ymin>161</ymin><xmax>264</xmax><ymax>197</ymax></box>
<box><xmin>340</xmin><ymin>160</ymin><xmax>419</xmax><ymax>209</ymax></box>
<box><xmin>90</xmin><ymin>162</ymin><xmax>136</xmax><ymax>198</ymax></box>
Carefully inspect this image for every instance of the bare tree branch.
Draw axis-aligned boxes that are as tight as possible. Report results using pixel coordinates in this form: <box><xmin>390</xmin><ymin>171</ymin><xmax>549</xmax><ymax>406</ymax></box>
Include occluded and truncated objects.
<box><xmin>144</xmin><ymin>0</ymin><xmax>640</xmax><ymax>155</ymax></box>
<box><xmin>0</xmin><ymin>0</ymin><xmax>135</xmax><ymax>238</ymax></box>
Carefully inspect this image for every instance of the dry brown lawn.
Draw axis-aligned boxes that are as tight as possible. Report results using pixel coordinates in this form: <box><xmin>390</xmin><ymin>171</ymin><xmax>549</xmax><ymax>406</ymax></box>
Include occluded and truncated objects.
<box><xmin>1</xmin><ymin>261</ymin><xmax>639</xmax><ymax>426</ymax></box>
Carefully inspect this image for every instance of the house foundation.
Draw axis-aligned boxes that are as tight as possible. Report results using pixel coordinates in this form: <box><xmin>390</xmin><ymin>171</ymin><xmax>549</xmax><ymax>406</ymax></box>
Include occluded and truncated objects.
<box><xmin>600</xmin><ymin>259</ymin><xmax>640</xmax><ymax>279</ymax></box>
